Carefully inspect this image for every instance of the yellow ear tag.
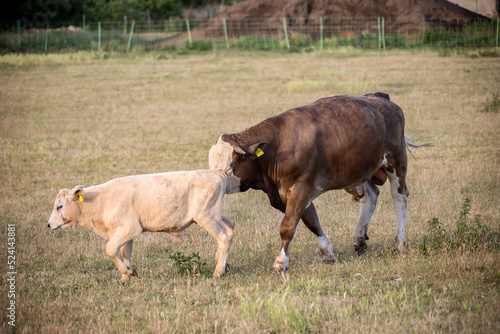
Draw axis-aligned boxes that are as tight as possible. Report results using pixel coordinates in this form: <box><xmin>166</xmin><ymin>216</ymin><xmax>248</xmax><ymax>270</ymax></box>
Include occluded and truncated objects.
<box><xmin>79</xmin><ymin>194</ymin><xmax>84</xmax><ymax>202</ymax></box>
<box><xmin>255</xmin><ymin>148</ymin><xmax>264</xmax><ymax>157</ymax></box>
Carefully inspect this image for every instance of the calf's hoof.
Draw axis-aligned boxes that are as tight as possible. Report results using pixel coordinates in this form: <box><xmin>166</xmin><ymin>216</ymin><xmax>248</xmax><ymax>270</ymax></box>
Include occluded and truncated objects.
<box><xmin>120</xmin><ymin>274</ymin><xmax>130</xmax><ymax>285</ymax></box>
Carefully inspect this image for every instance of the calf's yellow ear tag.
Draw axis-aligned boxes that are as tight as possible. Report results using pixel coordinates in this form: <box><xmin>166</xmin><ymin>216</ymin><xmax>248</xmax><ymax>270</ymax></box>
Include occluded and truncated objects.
<box><xmin>255</xmin><ymin>148</ymin><xmax>264</xmax><ymax>157</ymax></box>
<box><xmin>79</xmin><ymin>194</ymin><xmax>84</xmax><ymax>202</ymax></box>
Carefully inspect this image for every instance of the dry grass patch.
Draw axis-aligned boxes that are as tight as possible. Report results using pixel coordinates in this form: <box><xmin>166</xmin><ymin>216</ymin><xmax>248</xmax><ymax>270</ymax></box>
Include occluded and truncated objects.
<box><xmin>0</xmin><ymin>50</ymin><xmax>499</xmax><ymax>333</ymax></box>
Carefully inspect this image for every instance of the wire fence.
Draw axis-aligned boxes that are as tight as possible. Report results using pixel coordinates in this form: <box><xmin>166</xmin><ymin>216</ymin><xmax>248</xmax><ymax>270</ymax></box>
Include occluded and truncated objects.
<box><xmin>1</xmin><ymin>17</ymin><xmax>498</xmax><ymax>53</ymax></box>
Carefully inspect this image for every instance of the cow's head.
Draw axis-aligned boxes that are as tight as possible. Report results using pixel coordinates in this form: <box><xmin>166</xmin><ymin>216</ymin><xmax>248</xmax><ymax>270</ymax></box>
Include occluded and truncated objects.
<box><xmin>47</xmin><ymin>185</ymin><xmax>84</xmax><ymax>230</ymax></box>
<box><xmin>209</xmin><ymin>134</ymin><xmax>265</xmax><ymax>194</ymax></box>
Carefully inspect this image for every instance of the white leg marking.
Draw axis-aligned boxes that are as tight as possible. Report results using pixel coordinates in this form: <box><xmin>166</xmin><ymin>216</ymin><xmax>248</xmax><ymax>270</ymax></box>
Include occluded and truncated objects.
<box><xmin>353</xmin><ymin>182</ymin><xmax>378</xmax><ymax>242</ymax></box>
<box><xmin>273</xmin><ymin>248</ymin><xmax>289</xmax><ymax>271</ymax></box>
<box><xmin>387</xmin><ymin>171</ymin><xmax>407</xmax><ymax>249</ymax></box>
<box><xmin>317</xmin><ymin>235</ymin><xmax>335</xmax><ymax>262</ymax></box>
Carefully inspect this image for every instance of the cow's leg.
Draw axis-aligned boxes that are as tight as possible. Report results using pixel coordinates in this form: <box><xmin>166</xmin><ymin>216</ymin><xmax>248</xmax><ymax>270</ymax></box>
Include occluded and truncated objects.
<box><xmin>105</xmin><ymin>223</ymin><xmax>142</xmax><ymax>284</ymax></box>
<box><xmin>273</xmin><ymin>187</ymin><xmax>309</xmax><ymax>271</ymax></box>
<box><xmin>352</xmin><ymin>180</ymin><xmax>380</xmax><ymax>254</ymax></box>
<box><xmin>120</xmin><ymin>240</ymin><xmax>138</xmax><ymax>278</ymax></box>
<box><xmin>301</xmin><ymin>203</ymin><xmax>335</xmax><ymax>263</ymax></box>
<box><xmin>197</xmin><ymin>216</ymin><xmax>233</xmax><ymax>278</ymax></box>
<box><xmin>386</xmin><ymin>166</ymin><xmax>409</xmax><ymax>250</ymax></box>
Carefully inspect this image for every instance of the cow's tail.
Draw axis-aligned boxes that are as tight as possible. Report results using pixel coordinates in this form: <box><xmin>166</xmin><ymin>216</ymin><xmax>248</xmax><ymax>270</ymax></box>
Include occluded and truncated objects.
<box><xmin>404</xmin><ymin>134</ymin><xmax>432</xmax><ymax>158</ymax></box>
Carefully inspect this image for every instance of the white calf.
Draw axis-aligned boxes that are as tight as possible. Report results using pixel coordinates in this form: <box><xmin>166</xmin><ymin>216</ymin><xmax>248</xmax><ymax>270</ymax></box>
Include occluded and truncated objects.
<box><xmin>48</xmin><ymin>170</ymin><xmax>235</xmax><ymax>283</ymax></box>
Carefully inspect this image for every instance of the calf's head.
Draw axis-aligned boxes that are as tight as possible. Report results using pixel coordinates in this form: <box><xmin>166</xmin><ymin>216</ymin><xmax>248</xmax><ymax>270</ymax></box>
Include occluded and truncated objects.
<box><xmin>209</xmin><ymin>134</ymin><xmax>264</xmax><ymax>193</ymax></box>
<box><xmin>48</xmin><ymin>185</ymin><xmax>84</xmax><ymax>230</ymax></box>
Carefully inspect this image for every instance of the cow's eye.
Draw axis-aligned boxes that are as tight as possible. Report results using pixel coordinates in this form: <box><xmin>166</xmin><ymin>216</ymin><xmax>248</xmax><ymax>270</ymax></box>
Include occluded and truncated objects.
<box><xmin>57</xmin><ymin>205</ymin><xmax>63</xmax><ymax>211</ymax></box>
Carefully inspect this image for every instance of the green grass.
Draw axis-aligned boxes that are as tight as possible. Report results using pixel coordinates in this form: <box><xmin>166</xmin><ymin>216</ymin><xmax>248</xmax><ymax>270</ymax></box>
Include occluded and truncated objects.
<box><xmin>0</xmin><ymin>50</ymin><xmax>499</xmax><ymax>333</ymax></box>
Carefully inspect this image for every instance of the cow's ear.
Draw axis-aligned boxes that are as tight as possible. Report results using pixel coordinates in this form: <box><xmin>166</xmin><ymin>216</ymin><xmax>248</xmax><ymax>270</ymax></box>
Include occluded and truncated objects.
<box><xmin>247</xmin><ymin>142</ymin><xmax>266</xmax><ymax>158</ymax></box>
<box><xmin>69</xmin><ymin>185</ymin><xmax>84</xmax><ymax>202</ymax></box>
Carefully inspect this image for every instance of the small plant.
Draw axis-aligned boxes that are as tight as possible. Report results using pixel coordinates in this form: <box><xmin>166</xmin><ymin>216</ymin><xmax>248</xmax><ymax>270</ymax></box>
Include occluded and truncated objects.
<box><xmin>480</xmin><ymin>93</ymin><xmax>500</xmax><ymax>113</ymax></box>
<box><xmin>419</xmin><ymin>198</ymin><xmax>496</xmax><ymax>255</ymax></box>
<box><xmin>169</xmin><ymin>251</ymin><xmax>208</xmax><ymax>277</ymax></box>
<box><xmin>478</xmin><ymin>48</ymin><xmax>499</xmax><ymax>57</ymax></box>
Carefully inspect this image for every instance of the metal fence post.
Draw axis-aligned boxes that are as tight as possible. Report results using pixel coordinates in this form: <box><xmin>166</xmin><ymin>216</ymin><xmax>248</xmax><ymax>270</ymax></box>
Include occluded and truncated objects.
<box><xmin>186</xmin><ymin>19</ymin><xmax>192</xmax><ymax>48</ymax></box>
<box><xmin>44</xmin><ymin>22</ymin><xmax>49</xmax><ymax>51</ymax></box>
<box><xmin>377</xmin><ymin>17</ymin><xmax>381</xmax><ymax>49</ymax></box>
<box><xmin>283</xmin><ymin>17</ymin><xmax>290</xmax><ymax>49</ymax></box>
<box><xmin>98</xmin><ymin>22</ymin><xmax>101</xmax><ymax>51</ymax></box>
<box><xmin>496</xmin><ymin>17</ymin><xmax>499</xmax><ymax>49</ymax></box>
<box><xmin>127</xmin><ymin>21</ymin><xmax>135</xmax><ymax>52</ymax></box>
<box><xmin>320</xmin><ymin>17</ymin><xmax>324</xmax><ymax>49</ymax></box>
<box><xmin>223</xmin><ymin>18</ymin><xmax>230</xmax><ymax>49</ymax></box>
<box><xmin>17</xmin><ymin>19</ymin><xmax>21</xmax><ymax>50</ymax></box>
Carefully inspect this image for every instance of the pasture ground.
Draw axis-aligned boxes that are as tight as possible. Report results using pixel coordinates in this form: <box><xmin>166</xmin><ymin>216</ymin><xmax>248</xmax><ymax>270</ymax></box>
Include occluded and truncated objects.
<box><xmin>0</xmin><ymin>49</ymin><xmax>499</xmax><ymax>333</ymax></box>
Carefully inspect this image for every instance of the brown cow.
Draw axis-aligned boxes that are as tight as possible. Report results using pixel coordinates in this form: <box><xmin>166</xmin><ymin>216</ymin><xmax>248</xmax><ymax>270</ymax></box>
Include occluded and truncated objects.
<box><xmin>209</xmin><ymin>92</ymin><xmax>425</xmax><ymax>271</ymax></box>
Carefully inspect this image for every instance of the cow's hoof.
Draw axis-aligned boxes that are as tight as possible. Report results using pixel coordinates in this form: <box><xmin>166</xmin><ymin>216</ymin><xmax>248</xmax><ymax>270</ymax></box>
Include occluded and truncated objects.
<box><xmin>353</xmin><ymin>241</ymin><xmax>367</xmax><ymax>255</ymax></box>
<box><xmin>272</xmin><ymin>261</ymin><xmax>287</xmax><ymax>272</ymax></box>
<box><xmin>393</xmin><ymin>237</ymin><xmax>406</xmax><ymax>253</ymax></box>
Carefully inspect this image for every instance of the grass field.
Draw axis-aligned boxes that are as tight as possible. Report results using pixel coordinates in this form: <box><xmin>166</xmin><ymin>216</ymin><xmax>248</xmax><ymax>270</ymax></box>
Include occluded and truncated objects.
<box><xmin>0</xmin><ymin>49</ymin><xmax>499</xmax><ymax>333</ymax></box>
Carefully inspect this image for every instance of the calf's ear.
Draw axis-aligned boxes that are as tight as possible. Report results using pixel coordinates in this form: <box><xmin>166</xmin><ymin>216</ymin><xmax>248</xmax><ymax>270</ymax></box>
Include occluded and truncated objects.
<box><xmin>69</xmin><ymin>185</ymin><xmax>84</xmax><ymax>202</ymax></box>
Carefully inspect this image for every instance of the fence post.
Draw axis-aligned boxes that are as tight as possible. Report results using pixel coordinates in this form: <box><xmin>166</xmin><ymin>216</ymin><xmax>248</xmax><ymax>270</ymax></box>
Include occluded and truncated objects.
<box><xmin>147</xmin><ymin>11</ymin><xmax>151</xmax><ymax>33</ymax></box>
<box><xmin>44</xmin><ymin>22</ymin><xmax>49</xmax><ymax>51</ymax></box>
<box><xmin>283</xmin><ymin>17</ymin><xmax>290</xmax><ymax>49</ymax></box>
<box><xmin>83</xmin><ymin>15</ymin><xmax>86</xmax><ymax>31</ymax></box>
<box><xmin>124</xmin><ymin>16</ymin><xmax>127</xmax><ymax>35</ymax></box>
<box><xmin>320</xmin><ymin>17</ymin><xmax>324</xmax><ymax>49</ymax></box>
<box><xmin>382</xmin><ymin>17</ymin><xmax>386</xmax><ymax>49</ymax></box>
<box><xmin>377</xmin><ymin>17</ymin><xmax>381</xmax><ymax>49</ymax></box>
<box><xmin>496</xmin><ymin>17</ymin><xmax>499</xmax><ymax>49</ymax></box>
<box><xmin>127</xmin><ymin>21</ymin><xmax>135</xmax><ymax>52</ymax></box>
<box><xmin>98</xmin><ymin>22</ymin><xmax>101</xmax><ymax>51</ymax></box>
<box><xmin>17</xmin><ymin>19</ymin><xmax>21</xmax><ymax>50</ymax></box>
<box><xmin>223</xmin><ymin>18</ymin><xmax>230</xmax><ymax>49</ymax></box>
<box><xmin>186</xmin><ymin>19</ymin><xmax>192</xmax><ymax>48</ymax></box>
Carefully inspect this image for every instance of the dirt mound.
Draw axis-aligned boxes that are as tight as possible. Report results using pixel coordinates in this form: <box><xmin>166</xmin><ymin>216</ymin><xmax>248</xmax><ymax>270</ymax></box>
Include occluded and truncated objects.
<box><xmin>216</xmin><ymin>0</ymin><xmax>486</xmax><ymax>30</ymax></box>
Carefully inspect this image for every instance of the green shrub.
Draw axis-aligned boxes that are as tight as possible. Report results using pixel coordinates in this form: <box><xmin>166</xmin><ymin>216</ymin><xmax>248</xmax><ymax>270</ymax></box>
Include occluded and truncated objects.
<box><xmin>169</xmin><ymin>251</ymin><xmax>208</xmax><ymax>277</ymax></box>
<box><xmin>419</xmin><ymin>198</ymin><xmax>497</xmax><ymax>255</ymax></box>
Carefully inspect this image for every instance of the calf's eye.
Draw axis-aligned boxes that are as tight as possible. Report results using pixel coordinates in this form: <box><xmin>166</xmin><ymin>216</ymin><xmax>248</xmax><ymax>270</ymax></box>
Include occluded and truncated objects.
<box><xmin>57</xmin><ymin>205</ymin><xmax>63</xmax><ymax>211</ymax></box>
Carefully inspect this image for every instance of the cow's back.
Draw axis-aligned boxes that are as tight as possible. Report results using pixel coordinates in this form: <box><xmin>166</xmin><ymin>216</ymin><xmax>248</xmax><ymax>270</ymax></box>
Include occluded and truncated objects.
<box><xmin>257</xmin><ymin>94</ymin><xmax>405</xmax><ymax>190</ymax></box>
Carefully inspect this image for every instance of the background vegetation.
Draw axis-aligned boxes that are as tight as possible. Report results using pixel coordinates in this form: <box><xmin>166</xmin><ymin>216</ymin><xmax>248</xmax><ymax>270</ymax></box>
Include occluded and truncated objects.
<box><xmin>0</xmin><ymin>49</ymin><xmax>499</xmax><ymax>332</ymax></box>
<box><xmin>0</xmin><ymin>0</ymin><xmax>243</xmax><ymax>23</ymax></box>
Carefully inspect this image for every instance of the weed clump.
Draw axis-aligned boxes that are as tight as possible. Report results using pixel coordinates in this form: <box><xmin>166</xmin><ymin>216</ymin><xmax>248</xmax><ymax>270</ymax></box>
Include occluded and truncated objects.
<box><xmin>169</xmin><ymin>251</ymin><xmax>208</xmax><ymax>277</ymax></box>
<box><xmin>419</xmin><ymin>198</ymin><xmax>498</xmax><ymax>254</ymax></box>
<box><xmin>480</xmin><ymin>93</ymin><xmax>500</xmax><ymax>113</ymax></box>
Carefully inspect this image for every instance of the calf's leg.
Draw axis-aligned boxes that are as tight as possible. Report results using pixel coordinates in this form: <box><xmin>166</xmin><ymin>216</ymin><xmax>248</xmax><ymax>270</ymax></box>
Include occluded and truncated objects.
<box><xmin>197</xmin><ymin>216</ymin><xmax>233</xmax><ymax>278</ymax></box>
<box><xmin>105</xmin><ymin>223</ymin><xmax>142</xmax><ymax>284</ymax></box>
<box><xmin>120</xmin><ymin>240</ymin><xmax>138</xmax><ymax>278</ymax></box>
